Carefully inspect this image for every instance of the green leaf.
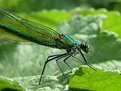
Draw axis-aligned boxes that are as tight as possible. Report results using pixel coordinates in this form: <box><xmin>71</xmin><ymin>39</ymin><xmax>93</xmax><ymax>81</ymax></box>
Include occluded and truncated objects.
<box><xmin>69</xmin><ymin>66</ymin><xmax>121</xmax><ymax>91</ymax></box>
<box><xmin>13</xmin><ymin>75</ymin><xmax>65</xmax><ymax>91</ymax></box>
<box><xmin>72</xmin><ymin>8</ymin><xmax>121</xmax><ymax>38</ymax></box>
<box><xmin>102</xmin><ymin>12</ymin><xmax>121</xmax><ymax>38</ymax></box>
<box><xmin>0</xmin><ymin>77</ymin><xmax>24</xmax><ymax>91</ymax></box>
<box><xmin>21</xmin><ymin>10</ymin><xmax>71</xmax><ymax>28</ymax></box>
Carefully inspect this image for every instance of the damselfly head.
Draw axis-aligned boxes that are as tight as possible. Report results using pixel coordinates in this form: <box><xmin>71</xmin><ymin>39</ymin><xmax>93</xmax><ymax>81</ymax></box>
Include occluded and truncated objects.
<box><xmin>79</xmin><ymin>42</ymin><xmax>89</xmax><ymax>53</ymax></box>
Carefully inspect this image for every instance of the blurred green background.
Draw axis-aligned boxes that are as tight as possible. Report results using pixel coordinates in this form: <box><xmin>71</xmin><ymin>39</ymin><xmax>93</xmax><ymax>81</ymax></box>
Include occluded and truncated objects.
<box><xmin>0</xmin><ymin>0</ymin><xmax>121</xmax><ymax>90</ymax></box>
<box><xmin>0</xmin><ymin>0</ymin><xmax>121</xmax><ymax>12</ymax></box>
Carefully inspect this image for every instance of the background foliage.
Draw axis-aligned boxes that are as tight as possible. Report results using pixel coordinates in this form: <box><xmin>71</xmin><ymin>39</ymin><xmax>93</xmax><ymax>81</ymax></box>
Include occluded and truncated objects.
<box><xmin>0</xmin><ymin>0</ymin><xmax>121</xmax><ymax>91</ymax></box>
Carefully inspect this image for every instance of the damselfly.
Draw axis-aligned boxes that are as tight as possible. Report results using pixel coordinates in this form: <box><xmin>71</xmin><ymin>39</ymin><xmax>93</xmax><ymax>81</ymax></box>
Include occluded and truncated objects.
<box><xmin>0</xmin><ymin>9</ymin><xmax>92</xmax><ymax>85</ymax></box>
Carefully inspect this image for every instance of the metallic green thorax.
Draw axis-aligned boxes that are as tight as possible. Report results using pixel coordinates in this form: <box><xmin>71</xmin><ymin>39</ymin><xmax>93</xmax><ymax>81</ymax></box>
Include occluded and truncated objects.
<box><xmin>0</xmin><ymin>10</ymin><xmax>78</xmax><ymax>49</ymax></box>
<box><xmin>64</xmin><ymin>34</ymin><xmax>77</xmax><ymax>45</ymax></box>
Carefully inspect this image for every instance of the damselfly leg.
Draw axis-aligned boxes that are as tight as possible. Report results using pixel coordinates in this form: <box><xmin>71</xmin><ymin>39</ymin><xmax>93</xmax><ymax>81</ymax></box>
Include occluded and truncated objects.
<box><xmin>39</xmin><ymin>51</ymin><xmax>77</xmax><ymax>85</ymax></box>
<box><xmin>63</xmin><ymin>55</ymin><xmax>72</xmax><ymax>70</ymax></box>
<box><xmin>63</xmin><ymin>51</ymin><xmax>79</xmax><ymax>70</ymax></box>
<box><xmin>39</xmin><ymin>53</ymin><xmax>69</xmax><ymax>85</ymax></box>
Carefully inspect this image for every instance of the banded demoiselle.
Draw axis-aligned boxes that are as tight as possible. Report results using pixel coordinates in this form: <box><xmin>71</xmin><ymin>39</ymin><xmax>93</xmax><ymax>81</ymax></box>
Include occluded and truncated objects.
<box><xmin>0</xmin><ymin>9</ymin><xmax>92</xmax><ymax>85</ymax></box>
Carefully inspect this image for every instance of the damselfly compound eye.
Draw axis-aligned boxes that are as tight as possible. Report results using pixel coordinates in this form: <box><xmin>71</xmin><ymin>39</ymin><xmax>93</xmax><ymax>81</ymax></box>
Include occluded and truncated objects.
<box><xmin>80</xmin><ymin>42</ymin><xmax>89</xmax><ymax>53</ymax></box>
